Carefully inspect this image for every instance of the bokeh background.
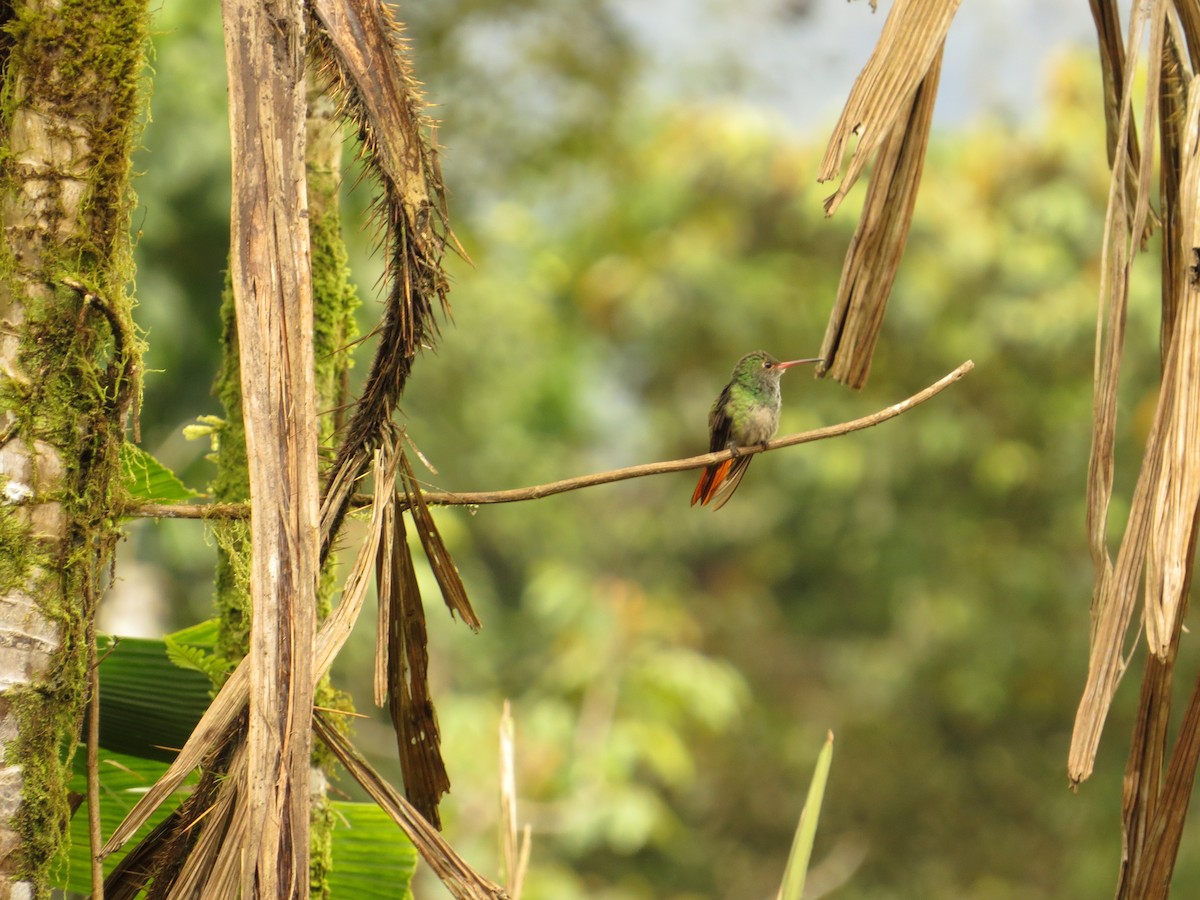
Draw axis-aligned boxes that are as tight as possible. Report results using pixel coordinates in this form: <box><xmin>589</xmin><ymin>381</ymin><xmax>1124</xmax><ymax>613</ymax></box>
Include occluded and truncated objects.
<box><xmin>106</xmin><ymin>1</ymin><xmax>1196</xmax><ymax>897</ymax></box>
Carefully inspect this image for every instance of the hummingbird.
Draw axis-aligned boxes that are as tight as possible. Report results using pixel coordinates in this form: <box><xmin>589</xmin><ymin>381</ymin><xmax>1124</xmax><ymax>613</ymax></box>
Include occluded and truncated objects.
<box><xmin>691</xmin><ymin>350</ymin><xmax>822</xmax><ymax>509</ymax></box>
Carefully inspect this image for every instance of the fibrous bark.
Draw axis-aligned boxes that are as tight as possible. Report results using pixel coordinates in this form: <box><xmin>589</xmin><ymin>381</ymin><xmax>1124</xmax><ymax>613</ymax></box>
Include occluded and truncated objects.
<box><xmin>0</xmin><ymin>0</ymin><xmax>147</xmax><ymax>894</ymax></box>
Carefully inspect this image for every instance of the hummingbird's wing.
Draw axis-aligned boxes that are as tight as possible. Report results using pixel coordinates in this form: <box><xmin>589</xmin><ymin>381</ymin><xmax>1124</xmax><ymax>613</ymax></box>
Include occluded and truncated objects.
<box><xmin>706</xmin><ymin>383</ymin><xmax>736</xmax><ymax>452</ymax></box>
<box><xmin>691</xmin><ymin>386</ymin><xmax>743</xmax><ymax>507</ymax></box>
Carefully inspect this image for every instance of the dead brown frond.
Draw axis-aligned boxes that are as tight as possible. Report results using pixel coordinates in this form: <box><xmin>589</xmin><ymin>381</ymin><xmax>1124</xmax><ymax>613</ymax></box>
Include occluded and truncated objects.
<box><xmin>1070</xmin><ymin>2</ymin><xmax>1200</xmax><ymax>896</ymax></box>
<box><xmin>818</xmin><ymin>0</ymin><xmax>959</xmax><ymax>213</ymax></box>
<box><xmin>1145</xmin><ymin>75</ymin><xmax>1200</xmax><ymax>657</ymax></box>
<box><xmin>1088</xmin><ymin>0</ymin><xmax>1161</xmax><ymax>244</ymax></box>
<box><xmin>313</xmin><ymin>713</ymin><xmax>509</xmax><ymax>900</ymax></box>
<box><xmin>1114</xmin><ymin>607</ymin><xmax>1186</xmax><ymax>899</ymax></box>
<box><xmin>376</xmin><ymin>471</ymin><xmax>453</xmax><ymax>828</ymax></box>
<box><xmin>308</xmin><ymin>0</ymin><xmax>457</xmax><ymax>562</ymax></box>
<box><xmin>1072</xmin><ymin>0</ymin><xmax>1170</xmax><ymax>786</ymax></box>
<box><xmin>399</xmin><ymin>450</ymin><xmax>482</xmax><ymax>631</ymax></box>
<box><xmin>104</xmin><ymin>449</ymin><xmax>397</xmax><ymax>859</ymax></box>
<box><xmin>1119</xmin><ymin>643</ymin><xmax>1200</xmax><ymax>900</ymax></box>
<box><xmin>101</xmin><ymin>728</ymin><xmax>241</xmax><ymax>899</ymax></box>
<box><xmin>814</xmin><ymin>0</ymin><xmax>959</xmax><ymax>388</ymax></box>
<box><xmin>817</xmin><ymin>43</ymin><xmax>942</xmax><ymax>388</ymax></box>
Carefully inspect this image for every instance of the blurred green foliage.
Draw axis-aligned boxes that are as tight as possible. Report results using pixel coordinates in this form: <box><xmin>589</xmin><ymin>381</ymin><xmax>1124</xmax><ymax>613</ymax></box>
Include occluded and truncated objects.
<box><xmin>118</xmin><ymin>4</ymin><xmax>1200</xmax><ymax>899</ymax></box>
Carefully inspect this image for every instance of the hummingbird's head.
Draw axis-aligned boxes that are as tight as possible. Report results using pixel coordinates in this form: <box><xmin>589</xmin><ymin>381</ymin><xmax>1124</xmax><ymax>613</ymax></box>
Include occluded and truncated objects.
<box><xmin>737</xmin><ymin>350</ymin><xmax>822</xmax><ymax>383</ymax></box>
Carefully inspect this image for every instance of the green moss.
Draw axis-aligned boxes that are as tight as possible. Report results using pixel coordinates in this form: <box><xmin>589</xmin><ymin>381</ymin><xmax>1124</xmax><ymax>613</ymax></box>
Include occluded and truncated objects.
<box><xmin>0</xmin><ymin>0</ymin><xmax>149</xmax><ymax>892</ymax></box>
<box><xmin>309</xmin><ymin>793</ymin><xmax>336</xmax><ymax>900</ymax></box>
<box><xmin>309</xmin><ymin>165</ymin><xmax>360</xmax><ymax>451</ymax></box>
<box><xmin>211</xmin><ymin>273</ymin><xmax>252</xmax><ymax>667</ymax></box>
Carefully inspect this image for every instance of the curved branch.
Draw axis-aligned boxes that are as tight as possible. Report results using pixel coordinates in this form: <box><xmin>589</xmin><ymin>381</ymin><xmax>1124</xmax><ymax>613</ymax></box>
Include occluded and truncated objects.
<box><xmin>418</xmin><ymin>359</ymin><xmax>973</xmax><ymax>507</ymax></box>
<box><xmin>122</xmin><ymin>360</ymin><xmax>973</xmax><ymax>519</ymax></box>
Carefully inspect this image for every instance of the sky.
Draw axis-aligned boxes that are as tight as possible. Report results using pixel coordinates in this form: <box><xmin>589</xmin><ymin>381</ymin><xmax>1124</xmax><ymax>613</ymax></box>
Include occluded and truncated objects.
<box><xmin>618</xmin><ymin>0</ymin><xmax>1115</xmax><ymax>130</ymax></box>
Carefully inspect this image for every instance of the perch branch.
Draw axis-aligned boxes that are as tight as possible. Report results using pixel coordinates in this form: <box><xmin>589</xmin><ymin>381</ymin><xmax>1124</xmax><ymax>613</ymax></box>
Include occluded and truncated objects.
<box><xmin>122</xmin><ymin>360</ymin><xmax>973</xmax><ymax>520</ymax></box>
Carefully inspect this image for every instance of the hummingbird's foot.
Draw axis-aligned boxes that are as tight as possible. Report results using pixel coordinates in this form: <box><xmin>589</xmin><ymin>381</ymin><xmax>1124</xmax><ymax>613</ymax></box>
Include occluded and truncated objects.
<box><xmin>729</xmin><ymin>446</ymin><xmax>743</xmax><ymax>459</ymax></box>
<box><xmin>758</xmin><ymin>441</ymin><xmax>770</xmax><ymax>451</ymax></box>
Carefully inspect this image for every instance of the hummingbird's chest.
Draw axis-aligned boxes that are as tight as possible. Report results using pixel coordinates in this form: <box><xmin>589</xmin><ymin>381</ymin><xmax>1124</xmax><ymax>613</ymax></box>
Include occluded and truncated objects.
<box><xmin>728</xmin><ymin>383</ymin><xmax>781</xmax><ymax>445</ymax></box>
<box><xmin>736</xmin><ymin>403</ymin><xmax>779</xmax><ymax>444</ymax></box>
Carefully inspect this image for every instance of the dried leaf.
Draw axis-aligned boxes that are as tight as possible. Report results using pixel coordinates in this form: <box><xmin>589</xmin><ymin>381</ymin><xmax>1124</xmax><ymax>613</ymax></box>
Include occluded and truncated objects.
<box><xmin>310</xmin><ymin>0</ymin><xmax>455</xmax><ymax>561</ymax></box>
<box><xmin>1176</xmin><ymin>0</ymin><xmax>1200</xmax><ymax>74</ymax></box>
<box><xmin>1089</xmin><ymin>0</ymin><xmax>1159</xmax><ymax>241</ymax></box>
<box><xmin>102</xmin><ymin>752</ymin><xmax>230</xmax><ymax>899</ymax></box>
<box><xmin>1159</xmin><ymin>23</ymin><xmax>1190</xmax><ymax>357</ymax></box>
<box><xmin>388</xmin><ymin>503</ymin><xmax>451</xmax><ymax>827</ymax></box>
<box><xmin>1071</xmin><ymin>340</ymin><xmax>1174</xmax><ymax>784</ymax></box>
<box><xmin>313</xmin><ymin>713</ymin><xmax>508</xmax><ymax>900</ymax></box>
<box><xmin>104</xmin><ymin>450</ymin><xmax>397</xmax><ymax>858</ymax></box>
<box><xmin>818</xmin><ymin>0</ymin><xmax>960</xmax><ymax>215</ymax></box>
<box><xmin>1072</xmin><ymin>6</ymin><xmax>1171</xmax><ymax>787</ymax></box>
<box><xmin>1086</xmin><ymin>0</ymin><xmax>1164</xmax><ymax>601</ymax></box>
<box><xmin>1145</xmin><ymin>72</ymin><xmax>1200</xmax><ymax>655</ymax></box>
<box><xmin>499</xmin><ymin>701</ymin><xmax>531</xmax><ymax>899</ymax></box>
<box><xmin>399</xmin><ymin>451</ymin><xmax>482</xmax><ymax>631</ymax></box>
<box><xmin>1115</xmin><ymin>616</ymin><xmax>1185</xmax><ymax>899</ymax></box>
<box><xmin>166</xmin><ymin>742</ymin><xmax>249</xmax><ymax>900</ymax></box>
<box><xmin>1122</xmin><ymin>658</ymin><xmax>1200</xmax><ymax>900</ymax></box>
<box><xmin>817</xmin><ymin>44</ymin><xmax>942</xmax><ymax>388</ymax></box>
<box><xmin>374</xmin><ymin>498</ymin><xmax>397</xmax><ymax>708</ymax></box>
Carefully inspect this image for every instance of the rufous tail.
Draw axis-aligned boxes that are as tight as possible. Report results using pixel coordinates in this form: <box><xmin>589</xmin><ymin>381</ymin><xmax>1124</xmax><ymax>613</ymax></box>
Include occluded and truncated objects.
<box><xmin>691</xmin><ymin>459</ymin><xmax>733</xmax><ymax>506</ymax></box>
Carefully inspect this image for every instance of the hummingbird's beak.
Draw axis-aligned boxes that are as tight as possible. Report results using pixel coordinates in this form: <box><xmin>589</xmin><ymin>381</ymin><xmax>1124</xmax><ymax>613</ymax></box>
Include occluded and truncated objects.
<box><xmin>775</xmin><ymin>357</ymin><xmax>823</xmax><ymax>371</ymax></box>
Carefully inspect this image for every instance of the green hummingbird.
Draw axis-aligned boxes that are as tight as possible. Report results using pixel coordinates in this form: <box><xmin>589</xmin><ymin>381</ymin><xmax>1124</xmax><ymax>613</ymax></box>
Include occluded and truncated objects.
<box><xmin>691</xmin><ymin>350</ymin><xmax>822</xmax><ymax>509</ymax></box>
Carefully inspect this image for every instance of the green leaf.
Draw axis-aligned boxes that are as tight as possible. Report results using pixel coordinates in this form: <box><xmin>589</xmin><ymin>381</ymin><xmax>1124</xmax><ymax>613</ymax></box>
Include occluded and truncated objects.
<box><xmin>162</xmin><ymin>618</ymin><xmax>229</xmax><ymax>685</ymax></box>
<box><xmin>163</xmin><ymin>635</ymin><xmax>230</xmax><ymax>684</ymax></box>
<box><xmin>57</xmin><ymin>754</ymin><xmax>417</xmax><ymax>898</ymax></box>
<box><xmin>166</xmin><ymin>617</ymin><xmax>221</xmax><ymax>648</ymax></box>
<box><xmin>59</xmin><ymin>751</ymin><xmax>193</xmax><ymax>896</ymax></box>
<box><xmin>119</xmin><ymin>441</ymin><xmax>199</xmax><ymax>502</ymax></box>
<box><xmin>96</xmin><ymin>636</ymin><xmax>213</xmax><ymax>761</ymax></box>
<box><xmin>328</xmin><ymin>802</ymin><xmax>419</xmax><ymax>899</ymax></box>
<box><xmin>777</xmin><ymin>731</ymin><xmax>835</xmax><ymax>900</ymax></box>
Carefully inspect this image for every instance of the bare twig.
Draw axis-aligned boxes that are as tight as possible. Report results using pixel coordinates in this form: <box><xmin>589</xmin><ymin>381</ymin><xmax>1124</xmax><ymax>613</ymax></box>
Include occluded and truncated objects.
<box><xmin>121</xmin><ymin>360</ymin><xmax>973</xmax><ymax>520</ymax></box>
<box><xmin>87</xmin><ymin>629</ymin><xmax>103</xmax><ymax>899</ymax></box>
<box><xmin>499</xmin><ymin>701</ymin><xmax>530</xmax><ymax>899</ymax></box>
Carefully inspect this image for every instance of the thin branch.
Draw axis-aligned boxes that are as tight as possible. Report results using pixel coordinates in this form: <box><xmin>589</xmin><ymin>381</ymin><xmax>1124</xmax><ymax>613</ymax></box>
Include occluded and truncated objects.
<box><xmin>87</xmin><ymin>627</ymin><xmax>104</xmax><ymax>899</ymax></box>
<box><xmin>120</xmin><ymin>360</ymin><xmax>973</xmax><ymax>520</ymax></box>
<box><xmin>120</xmin><ymin>501</ymin><xmax>250</xmax><ymax>519</ymax></box>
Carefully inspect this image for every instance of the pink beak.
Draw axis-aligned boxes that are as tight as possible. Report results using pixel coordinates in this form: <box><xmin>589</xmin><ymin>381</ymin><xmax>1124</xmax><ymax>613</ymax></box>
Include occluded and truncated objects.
<box><xmin>775</xmin><ymin>357</ymin><xmax>824</xmax><ymax>370</ymax></box>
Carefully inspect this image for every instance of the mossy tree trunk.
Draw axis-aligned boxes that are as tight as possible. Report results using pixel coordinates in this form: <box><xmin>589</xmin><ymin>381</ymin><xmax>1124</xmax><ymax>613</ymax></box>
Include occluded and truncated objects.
<box><xmin>0</xmin><ymin>0</ymin><xmax>147</xmax><ymax>896</ymax></box>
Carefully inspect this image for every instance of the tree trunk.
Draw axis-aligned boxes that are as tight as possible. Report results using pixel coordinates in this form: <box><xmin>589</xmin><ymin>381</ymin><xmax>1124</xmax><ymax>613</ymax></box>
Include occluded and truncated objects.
<box><xmin>0</xmin><ymin>0</ymin><xmax>147</xmax><ymax>895</ymax></box>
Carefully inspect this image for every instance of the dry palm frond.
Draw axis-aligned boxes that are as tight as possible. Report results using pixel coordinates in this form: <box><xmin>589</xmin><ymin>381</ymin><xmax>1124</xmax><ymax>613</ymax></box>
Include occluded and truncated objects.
<box><xmin>1114</xmin><ymin>610</ymin><xmax>1186</xmax><ymax>899</ymax></box>
<box><xmin>399</xmin><ymin>451</ymin><xmax>482</xmax><ymax>631</ymax></box>
<box><xmin>101</xmin><ymin>733</ymin><xmax>240</xmax><ymax>898</ymax></box>
<box><xmin>103</xmin><ymin>449</ymin><xmax>397</xmax><ymax>857</ymax></box>
<box><xmin>1085</xmin><ymin>0</ymin><xmax>1164</xmax><ymax>605</ymax></box>
<box><xmin>308</xmin><ymin>0</ymin><xmax>457</xmax><ymax>562</ymax></box>
<box><xmin>1159</xmin><ymin>20</ymin><xmax>1189</xmax><ymax>356</ymax></box>
<box><xmin>1120</xmin><ymin>649</ymin><xmax>1200</xmax><ymax>900</ymax></box>
<box><xmin>817</xmin><ymin>44</ymin><xmax>942</xmax><ymax>388</ymax></box>
<box><xmin>313</xmin><ymin>713</ymin><xmax>508</xmax><ymax>900</ymax></box>
<box><xmin>1070</xmin><ymin>363</ymin><xmax>1171</xmax><ymax>784</ymax></box>
<box><xmin>1071</xmin><ymin>1</ymin><xmax>1171</xmax><ymax>787</ymax></box>
<box><xmin>164</xmin><ymin>742</ymin><xmax>250</xmax><ymax>899</ymax></box>
<box><xmin>818</xmin><ymin>0</ymin><xmax>960</xmax><ymax>215</ymax></box>
<box><xmin>1088</xmin><ymin>0</ymin><xmax>1160</xmax><ymax>241</ymax></box>
<box><xmin>1145</xmin><ymin>73</ymin><xmax>1200</xmax><ymax>656</ymax></box>
<box><xmin>376</xmin><ymin>481</ymin><xmax>452</xmax><ymax>827</ymax></box>
<box><xmin>1177</xmin><ymin>1</ymin><xmax>1200</xmax><ymax>72</ymax></box>
<box><xmin>815</xmin><ymin>0</ymin><xmax>958</xmax><ymax>387</ymax></box>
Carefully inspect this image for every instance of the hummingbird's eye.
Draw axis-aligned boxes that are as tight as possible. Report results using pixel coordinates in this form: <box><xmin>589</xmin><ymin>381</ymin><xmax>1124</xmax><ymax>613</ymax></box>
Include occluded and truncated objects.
<box><xmin>762</xmin><ymin>360</ymin><xmax>772</xmax><ymax>369</ymax></box>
